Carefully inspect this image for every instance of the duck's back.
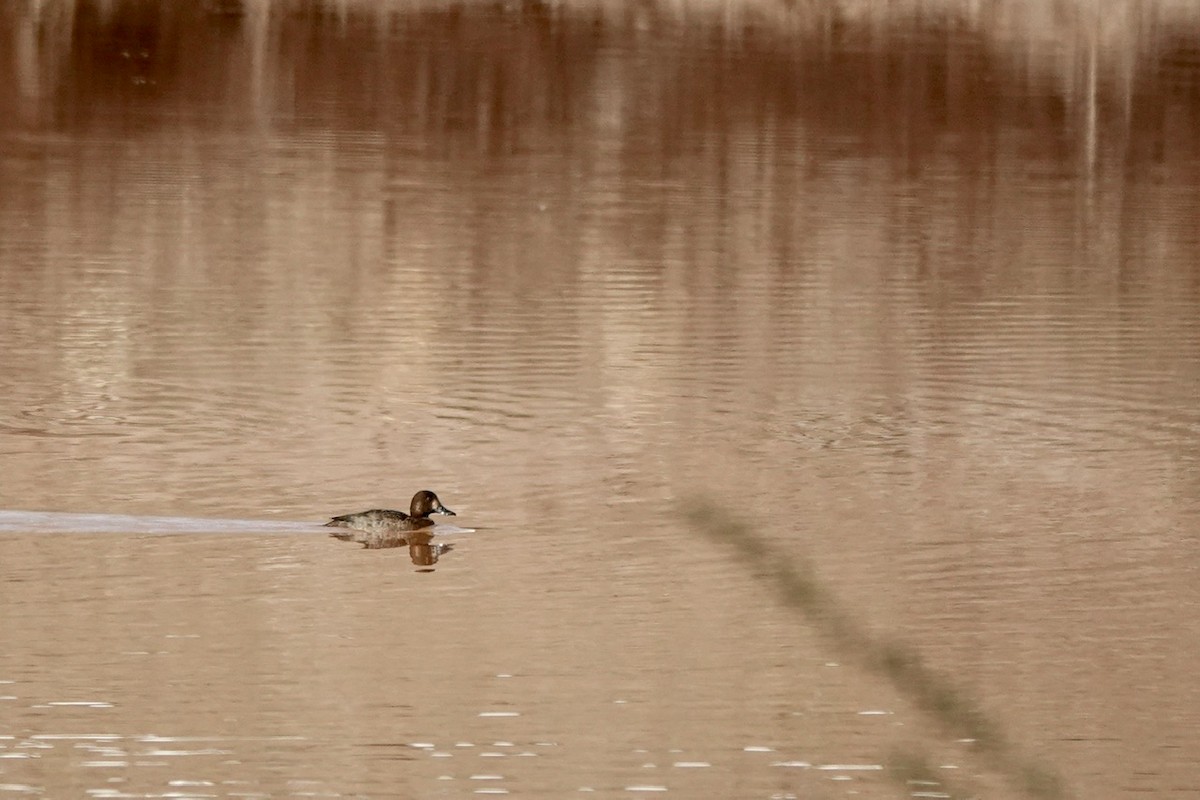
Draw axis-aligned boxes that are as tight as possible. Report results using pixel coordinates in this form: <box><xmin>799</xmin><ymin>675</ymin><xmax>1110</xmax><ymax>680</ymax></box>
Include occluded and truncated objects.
<box><xmin>325</xmin><ymin>508</ymin><xmax>412</xmax><ymax>534</ymax></box>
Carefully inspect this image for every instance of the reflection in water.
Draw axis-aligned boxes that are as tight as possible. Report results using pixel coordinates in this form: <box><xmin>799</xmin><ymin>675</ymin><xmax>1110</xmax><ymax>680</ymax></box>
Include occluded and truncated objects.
<box><xmin>328</xmin><ymin>525</ymin><xmax>455</xmax><ymax>567</ymax></box>
<box><xmin>328</xmin><ymin>524</ymin><xmax>454</xmax><ymax>552</ymax></box>
<box><xmin>1</xmin><ymin>2</ymin><xmax>1199</xmax><ymax>799</ymax></box>
<box><xmin>0</xmin><ymin>509</ymin><xmax>315</xmax><ymax>534</ymax></box>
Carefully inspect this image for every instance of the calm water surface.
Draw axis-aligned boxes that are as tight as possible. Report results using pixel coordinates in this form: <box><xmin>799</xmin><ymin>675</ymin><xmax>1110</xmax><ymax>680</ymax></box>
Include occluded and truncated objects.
<box><xmin>1</xmin><ymin>2</ymin><xmax>1199</xmax><ymax>798</ymax></box>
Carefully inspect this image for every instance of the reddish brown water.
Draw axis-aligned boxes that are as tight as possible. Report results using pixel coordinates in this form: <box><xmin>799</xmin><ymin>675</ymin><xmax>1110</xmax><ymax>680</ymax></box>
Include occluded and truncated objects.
<box><xmin>1</xmin><ymin>2</ymin><xmax>1199</xmax><ymax>798</ymax></box>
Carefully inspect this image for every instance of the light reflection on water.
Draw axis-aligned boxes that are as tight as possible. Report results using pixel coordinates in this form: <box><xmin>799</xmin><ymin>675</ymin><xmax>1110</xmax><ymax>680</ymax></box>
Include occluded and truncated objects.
<box><xmin>1</xmin><ymin>1</ymin><xmax>1199</xmax><ymax>799</ymax></box>
<box><xmin>0</xmin><ymin>511</ymin><xmax>315</xmax><ymax>534</ymax></box>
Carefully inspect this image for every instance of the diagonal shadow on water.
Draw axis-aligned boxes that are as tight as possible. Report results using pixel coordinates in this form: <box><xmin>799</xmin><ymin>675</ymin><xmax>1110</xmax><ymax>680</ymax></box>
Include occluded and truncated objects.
<box><xmin>687</xmin><ymin>502</ymin><xmax>1068</xmax><ymax>800</ymax></box>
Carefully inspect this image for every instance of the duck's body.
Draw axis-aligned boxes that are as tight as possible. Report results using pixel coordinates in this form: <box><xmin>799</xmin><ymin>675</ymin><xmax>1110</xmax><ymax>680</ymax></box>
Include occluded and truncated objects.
<box><xmin>326</xmin><ymin>508</ymin><xmax>416</xmax><ymax>534</ymax></box>
<box><xmin>326</xmin><ymin>490</ymin><xmax>455</xmax><ymax>547</ymax></box>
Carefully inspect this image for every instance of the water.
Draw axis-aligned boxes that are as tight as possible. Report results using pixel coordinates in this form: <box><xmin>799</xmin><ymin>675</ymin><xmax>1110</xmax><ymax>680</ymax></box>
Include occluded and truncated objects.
<box><xmin>1</xmin><ymin>1</ymin><xmax>1199</xmax><ymax>798</ymax></box>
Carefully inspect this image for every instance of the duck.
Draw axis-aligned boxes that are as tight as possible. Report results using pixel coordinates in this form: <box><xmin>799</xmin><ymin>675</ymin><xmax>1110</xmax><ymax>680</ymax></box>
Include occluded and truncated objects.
<box><xmin>325</xmin><ymin>490</ymin><xmax>456</xmax><ymax>547</ymax></box>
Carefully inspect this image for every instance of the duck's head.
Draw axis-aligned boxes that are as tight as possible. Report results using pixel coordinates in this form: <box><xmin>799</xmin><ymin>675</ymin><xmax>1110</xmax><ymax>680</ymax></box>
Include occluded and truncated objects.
<box><xmin>409</xmin><ymin>490</ymin><xmax>456</xmax><ymax>519</ymax></box>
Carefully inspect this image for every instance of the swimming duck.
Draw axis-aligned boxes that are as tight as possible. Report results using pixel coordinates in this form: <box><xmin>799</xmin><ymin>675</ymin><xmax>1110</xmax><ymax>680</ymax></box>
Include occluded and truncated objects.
<box><xmin>326</xmin><ymin>490</ymin><xmax>456</xmax><ymax>547</ymax></box>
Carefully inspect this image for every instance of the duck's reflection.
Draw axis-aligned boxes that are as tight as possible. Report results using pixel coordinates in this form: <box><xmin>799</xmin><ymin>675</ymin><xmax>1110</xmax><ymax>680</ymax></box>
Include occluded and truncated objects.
<box><xmin>332</xmin><ymin>529</ymin><xmax>454</xmax><ymax>566</ymax></box>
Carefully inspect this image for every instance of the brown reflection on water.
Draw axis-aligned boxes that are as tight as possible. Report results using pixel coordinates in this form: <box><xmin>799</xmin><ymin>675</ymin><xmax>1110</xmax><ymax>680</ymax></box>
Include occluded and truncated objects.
<box><xmin>1</xmin><ymin>2</ymin><xmax>1199</xmax><ymax>799</ymax></box>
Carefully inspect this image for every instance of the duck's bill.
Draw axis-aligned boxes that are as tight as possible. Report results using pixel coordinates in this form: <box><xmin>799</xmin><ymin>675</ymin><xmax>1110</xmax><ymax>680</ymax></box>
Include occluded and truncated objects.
<box><xmin>436</xmin><ymin>506</ymin><xmax>456</xmax><ymax>516</ymax></box>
